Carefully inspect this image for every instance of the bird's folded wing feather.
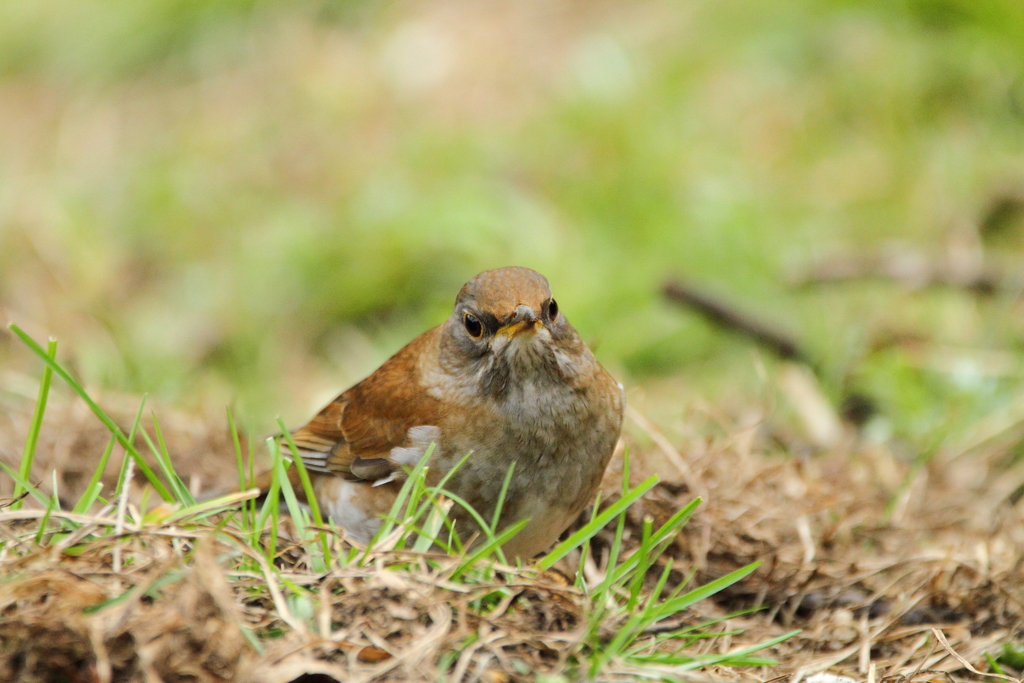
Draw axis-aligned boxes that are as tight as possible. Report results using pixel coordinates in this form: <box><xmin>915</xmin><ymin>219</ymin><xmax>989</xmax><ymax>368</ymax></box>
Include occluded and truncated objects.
<box><xmin>287</xmin><ymin>328</ymin><xmax>443</xmax><ymax>481</ymax></box>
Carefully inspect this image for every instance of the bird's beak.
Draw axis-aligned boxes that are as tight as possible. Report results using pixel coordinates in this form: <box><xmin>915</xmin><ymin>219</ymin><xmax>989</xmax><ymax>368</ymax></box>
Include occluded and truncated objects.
<box><xmin>497</xmin><ymin>304</ymin><xmax>540</xmax><ymax>337</ymax></box>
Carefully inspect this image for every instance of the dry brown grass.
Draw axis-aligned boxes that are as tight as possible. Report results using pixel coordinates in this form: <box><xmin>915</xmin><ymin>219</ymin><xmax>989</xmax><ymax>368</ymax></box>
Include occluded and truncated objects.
<box><xmin>3</xmin><ymin>378</ymin><xmax>1024</xmax><ymax>683</ymax></box>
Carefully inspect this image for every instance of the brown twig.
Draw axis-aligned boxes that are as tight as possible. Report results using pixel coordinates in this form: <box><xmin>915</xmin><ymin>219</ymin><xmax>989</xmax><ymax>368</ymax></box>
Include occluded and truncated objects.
<box><xmin>662</xmin><ymin>280</ymin><xmax>810</xmax><ymax>364</ymax></box>
<box><xmin>790</xmin><ymin>253</ymin><xmax>1013</xmax><ymax>296</ymax></box>
<box><xmin>931</xmin><ymin>628</ymin><xmax>1020</xmax><ymax>683</ymax></box>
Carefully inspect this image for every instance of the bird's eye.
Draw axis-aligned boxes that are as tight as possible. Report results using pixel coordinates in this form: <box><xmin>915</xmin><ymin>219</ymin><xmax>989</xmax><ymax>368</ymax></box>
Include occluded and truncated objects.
<box><xmin>464</xmin><ymin>313</ymin><xmax>483</xmax><ymax>339</ymax></box>
<box><xmin>547</xmin><ymin>299</ymin><xmax>559</xmax><ymax>319</ymax></box>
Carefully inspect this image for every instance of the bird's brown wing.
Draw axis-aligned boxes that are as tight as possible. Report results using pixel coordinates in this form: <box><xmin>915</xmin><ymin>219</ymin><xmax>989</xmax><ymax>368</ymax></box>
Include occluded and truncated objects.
<box><xmin>287</xmin><ymin>327</ymin><xmax>443</xmax><ymax>481</ymax></box>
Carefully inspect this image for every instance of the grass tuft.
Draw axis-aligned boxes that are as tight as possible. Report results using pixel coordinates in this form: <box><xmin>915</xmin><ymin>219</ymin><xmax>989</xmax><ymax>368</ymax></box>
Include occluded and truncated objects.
<box><xmin>12</xmin><ymin>337</ymin><xmax>56</xmax><ymax>511</ymax></box>
<box><xmin>0</xmin><ymin>327</ymin><xmax>792</xmax><ymax>680</ymax></box>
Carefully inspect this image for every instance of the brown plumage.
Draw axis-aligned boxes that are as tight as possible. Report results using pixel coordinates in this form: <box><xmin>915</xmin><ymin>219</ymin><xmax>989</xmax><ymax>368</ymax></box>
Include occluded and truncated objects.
<box><xmin>279</xmin><ymin>266</ymin><xmax>625</xmax><ymax>559</ymax></box>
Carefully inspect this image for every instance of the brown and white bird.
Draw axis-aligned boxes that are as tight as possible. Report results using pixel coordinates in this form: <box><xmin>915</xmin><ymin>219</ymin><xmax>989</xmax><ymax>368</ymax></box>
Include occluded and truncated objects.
<box><xmin>284</xmin><ymin>266</ymin><xmax>624</xmax><ymax>559</ymax></box>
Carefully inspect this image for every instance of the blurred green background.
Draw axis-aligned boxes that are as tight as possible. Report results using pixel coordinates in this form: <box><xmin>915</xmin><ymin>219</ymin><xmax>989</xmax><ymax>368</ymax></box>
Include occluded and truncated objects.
<box><xmin>1</xmin><ymin>0</ymin><xmax>1023</xmax><ymax>444</ymax></box>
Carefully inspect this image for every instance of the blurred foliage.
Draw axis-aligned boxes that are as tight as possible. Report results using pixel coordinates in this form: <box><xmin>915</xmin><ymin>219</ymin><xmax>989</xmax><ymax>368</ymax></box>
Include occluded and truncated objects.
<box><xmin>1</xmin><ymin>0</ymin><xmax>1024</xmax><ymax>441</ymax></box>
<box><xmin>996</xmin><ymin>641</ymin><xmax>1024</xmax><ymax>671</ymax></box>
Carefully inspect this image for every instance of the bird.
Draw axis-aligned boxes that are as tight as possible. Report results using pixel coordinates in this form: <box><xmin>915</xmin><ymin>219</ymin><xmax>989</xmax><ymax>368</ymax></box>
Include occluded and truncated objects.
<box><xmin>280</xmin><ymin>266</ymin><xmax>625</xmax><ymax>559</ymax></box>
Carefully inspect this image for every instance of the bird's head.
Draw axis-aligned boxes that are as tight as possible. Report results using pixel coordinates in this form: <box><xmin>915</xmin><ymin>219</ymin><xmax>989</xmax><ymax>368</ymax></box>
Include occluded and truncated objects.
<box><xmin>440</xmin><ymin>267</ymin><xmax>585</xmax><ymax>396</ymax></box>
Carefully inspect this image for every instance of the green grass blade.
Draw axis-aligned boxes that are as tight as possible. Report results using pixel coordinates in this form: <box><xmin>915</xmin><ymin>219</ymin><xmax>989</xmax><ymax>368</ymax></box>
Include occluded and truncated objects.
<box><xmin>254</xmin><ymin>463</ymin><xmax>280</xmax><ymax>538</ymax></box>
<box><xmin>227</xmin><ymin>407</ymin><xmax>248</xmax><ymax>532</ymax></box>
<box><xmin>627</xmin><ymin>515</ymin><xmax>655</xmax><ymax>611</ymax></box>
<box><xmin>8</xmin><ymin>324</ymin><xmax>174</xmax><ymax>502</ymax></box>
<box><xmin>1</xmin><ymin>460</ymin><xmax>52</xmax><ymax>508</ymax></box>
<box><xmin>247</xmin><ymin>429</ymin><xmax>256</xmax><ymax>528</ymax></box>
<box><xmin>268</xmin><ymin>437</ymin><xmax>308</xmax><ymax>541</ymax></box>
<box><xmin>12</xmin><ymin>337</ymin><xmax>56</xmax><ymax>511</ymax></box>
<box><xmin>426</xmin><ymin>489</ymin><xmax>499</xmax><ymax>545</ymax></box>
<box><xmin>672</xmin><ymin>629</ymin><xmax>799</xmax><ymax>671</ymax></box>
<box><xmin>610</xmin><ymin>560</ymin><xmax>682</xmax><ymax>657</ymax></box>
<box><xmin>433</xmin><ymin>450</ymin><xmax>472</xmax><ymax>493</ymax></box>
<box><xmin>449</xmin><ymin>519</ymin><xmax>529</xmax><ymax>580</ymax></box>
<box><xmin>72</xmin><ymin>481</ymin><xmax>104</xmax><ymax>517</ymax></box>
<box><xmin>145</xmin><ymin>412</ymin><xmax>195</xmax><ymax>505</ymax></box>
<box><xmin>412</xmin><ymin>496</ymin><xmax>453</xmax><ymax>553</ymax></box>
<box><xmin>269</xmin><ymin>436</ymin><xmax>328</xmax><ymax>571</ymax></box>
<box><xmin>406</xmin><ymin>486</ymin><xmax>466</xmax><ymax>555</ymax></box>
<box><xmin>596</xmin><ymin>490</ymin><xmax>628</xmax><ymax>597</ymax></box>
<box><xmin>83</xmin><ymin>569</ymin><xmax>187</xmax><ymax>614</ymax></box>
<box><xmin>268</xmin><ymin>479</ymin><xmax>280</xmax><ymax>562</ymax></box>
<box><xmin>641</xmin><ymin>558</ymin><xmax>675</xmax><ymax>620</ymax></box>
<box><xmin>655</xmin><ymin>561</ymin><xmax>761</xmax><ymax>619</ymax></box>
<box><xmin>115</xmin><ymin>396</ymin><xmax>148</xmax><ymax>496</ymax></box>
<box><xmin>604</xmin><ymin>560</ymin><xmax>675</xmax><ymax>657</ymax></box>
<box><xmin>365</xmin><ymin>443</ymin><xmax>434</xmax><ymax>558</ymax></box>
<box><xmin>254</xmin><ymin>462</ymin><xmax>282</xmax><ymax>560</ymax></box>
<box><xmin>277</xmin><ymin>417</ymin><xmax>332</xmax><ymax>568</ymax></box>
<box><xmin>393</xmin><ymin>462</ymin><xmax>433</xmax><ymax>551</ymax></box>
<box><xmin>34</xmin><ymin>495</ymin><xmax>56</xmax><ymax>545</ymax></box>
<box><xmin>163</xmin><ymin>489</ymin><xmax>260</xmax><ymax>524</ymax></box>
<box><xmin>491</xmin><ymin>462</ymin><xmax>515</xmax><ymax>530</ymax></box>
<box><xmin>603</xmin><ymin>497</ymin><xmax>702</xmax><ymax>591</ymax></box>
<box><xmin>592</xmin><ymin>450</ymin><xmax>632</xmax><ymax>605</ymax></box>
<box><xmin>575</xmin><ymin>491</ymin><xmax>602</xmax><ymax>591</ymax></box>
<box><xmin>399</xmin><ymin>451</ymin><xmax>476</xmax><ymax>554</ymax></box>
<box><xmin>536</xmin><ymin>474</ymin><xmax>659</xmax><ymax>571</ymax></box>
<box><xmin>152</xmin><ymin>411</ymin><xmax>195</xmax><ymax>505</ymax></box>
<box><xmin>73</xmin><ymin>436</ymin><xmax>116</xmax><ymax>514</ymax></box>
